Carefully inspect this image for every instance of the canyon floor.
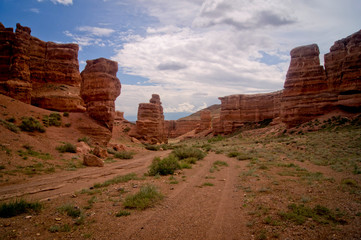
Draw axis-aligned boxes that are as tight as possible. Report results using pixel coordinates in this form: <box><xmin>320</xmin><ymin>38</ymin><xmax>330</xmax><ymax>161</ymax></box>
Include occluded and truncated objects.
<box><xmin>0</xmin><ymin>100</ymin><xmax>361</xmax><ymax>239</ymax></box>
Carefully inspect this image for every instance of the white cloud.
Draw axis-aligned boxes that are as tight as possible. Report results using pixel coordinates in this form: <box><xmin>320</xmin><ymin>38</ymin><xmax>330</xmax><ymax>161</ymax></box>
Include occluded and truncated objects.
<box><xmin>50</xmin><ymin>0</ymin><xmax>73</xmax><ymax>5</ymax></box>
<box><xmin>29</xmin><ymin>8</ymin><xmax>40</xmax><ymax>14</ymax></box>
<box><xmin>77</xmin><ymin>26</ymin><xmax>115</xmax><ymax>37</ymax></box>
<box><xmin>111</xmin><ymin>0</ymin><xmax>361</xmax><ymax>120</ymax></box>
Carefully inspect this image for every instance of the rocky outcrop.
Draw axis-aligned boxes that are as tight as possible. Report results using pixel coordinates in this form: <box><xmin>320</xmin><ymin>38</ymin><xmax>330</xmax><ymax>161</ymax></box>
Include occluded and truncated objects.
<box><xmin>281</xmin><ymin>30</ymin><xmax>361</xmax><ymax>127</ymax></box>
<box><xmin>83</xmin><ymin>154</ymin><xmax>104</xmax><ymax>167</ymax></box>
<box><xmin>196</xmin><ymin>110</ymin><xmax>212</xmax><ymax>133</ymax></box>
<box><xmin>130</xmin><ymin>94</ymin><xmax>166</xmax><ymax>144</ymax></box>
<box><xmin>164</xmin><ymin>120</ymin><xmax>201</xmax><ymax>138</ymax></box>
<box><xmin>80</xmin><ymin>58</ymin><xmax>121</xmax><ymax>131</ymax></box>
<box><xmin>215</xmin><ymin>91</ymin><xmax>282</xmax><ymax>135</ymax></box>
<box><xmin>0</xmin><ymin>23</ymin><xmax>85</xmax><ymax>111</ymax></box>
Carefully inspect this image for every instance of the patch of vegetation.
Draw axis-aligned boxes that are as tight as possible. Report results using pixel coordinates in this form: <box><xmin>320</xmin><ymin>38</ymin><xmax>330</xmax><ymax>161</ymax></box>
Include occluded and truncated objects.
<box><xmin>64</xmin><ymin>123</ymin><xmax>71</xmax><ymax>127</ymax></box>
<box><xmin>202</xmin><ymin>182</ymin><xmax>214</xmax><ymax>187</ymax></box>
<box><xmin>63</xmin><ymin>112</ymin><xmax>69</xmax><ymax>117</ymax></box>
<box><xmin>0</xmin><ymin>118</ymin><xmax>20</xmax><ymax>133</ymax></box>
<box><xmin>0</xmin><ymin>199</ymin><xmax>42</xmax><ymax>218</ymax></box>
<box><xmin>148</xmin><ymin>155</ymin><xmax>180</xmax><ymax>176</ymax></box>
<box><xmin>0</xmin><ymin>144</ymin><xmax>11</xmax><ymax>155</ymax></box>
<box><xmin>56</xmin><ymin>142</ymin><xmax>76</xmax><ymax>153</ymax></box>
<box><xmin>172</xmin><ymin>146</ymin><xmax>206</xmax><ymax>161</ymax></box>
<box><xmin>116</xmin><ymin>210</ymin><xmax>131</xmax><ymax>217</ymax></box>
<box><xmin>123</xmin><ymin>126</ymin><xmax>131</xmax><ymax>133</ymax></box>
<box><xmin>19</xmin><ymin>117</ymin><xmax>45</xmax><ymax>133</ymax></box>
<box><xmin>144</xmin><ymin>144</ymin><xmax>160</xmax><ymax>151</ymax></box>
<box><xmin>63</xmin><ymin>158</ymin><xmax>84</xmax><ymax>171</ymax></box>
<box><xmin>208</xmin><ymin>135</ymin><xmax>225</xmax><ymax>143</ymax></box>
<box><xmin>279</xmin><ymin>204</ymin><xmax>346</xmax><ymax>225</ymax></box>
<box><xmin>213</xmin><ymin>160</ymin><xmax>229</xmax><ymax>167</ymax></box>
<box><xmin>114</xmin><ymin>151</ymin><xmax>134</xmax><ymax>159</ymax></box>
<box><xmin>227</xmin><ymin>151</ymin><xmax>240</xmax><ymax>158</ymax></box>
<box><xmin>42</xmin><ymin>113</ymin><xmax>62</xmax><ymax>127</ymax></box>
<box><xmin>48</xmin><ymin>224</ymin><xmax>71</xmax><ymax>233</ymax></box>
<box><xmin>93</xmin><ymin>173</ymin><xmax>140</xmax><ymax>189</ymax></box>
<box><xmin>57</xmin><ymin>203</ymin><xmax>82</xmax><ymax>219</ymax></box>
<box><xmin>78</xmin><ymin>136</ymin><xmax>91</xmax><ymax>145</ymax></box>
<box><xmin>123</xmin><ymin>184</ymin><xmax>164</xmax><ymax>210</ymax></box>
<box><xmin>18</xmin><ymin>145</ymin><xmax>52</xmax><ymax>160</ymax></box>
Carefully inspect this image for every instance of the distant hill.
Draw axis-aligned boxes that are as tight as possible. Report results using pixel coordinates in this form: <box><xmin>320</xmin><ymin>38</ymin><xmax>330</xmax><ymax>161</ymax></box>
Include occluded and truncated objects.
<box><xmin>178</xmin><ymin>104</ymin><xmax>221</xmax><ymax>121</ymax></box>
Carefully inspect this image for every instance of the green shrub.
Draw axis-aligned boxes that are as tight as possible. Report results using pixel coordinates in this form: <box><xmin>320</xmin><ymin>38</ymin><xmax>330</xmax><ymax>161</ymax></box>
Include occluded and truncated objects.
<box><xmin>116</xmin><ymin>210</ymin><xmax>131</xmax><ymax>217</ymax></box>
<box><xmin>19</xmin><ymin>117</ymin><xmax>45</xmax><ymax>133</ymax></box>
<box><xmin>123</xmin><ymin>127</ymin><xmax>130</xmax><ymax>133</ymax></box>
<box><xmin>172</xmin><ymin>146</ymin><xmax>206</xmax><ymax>160</ymax></box>
<box><xmin>78</xmin><ymin>137</ymin><xmax>91</xmax><ymax>145</ymax></box>
<box><xmin>148</xmin><ymin>155</ymin><xmax>180</xmax><ymax>176</ymax></box>
<box><xmin>213</xmin><ymin>160</ymin><xmax>228</xmax><ymax>167</ymax></box>
<box><xmin>123</xmin><ymin>184</ymin><xmax>163</xmax><ymax>210</ymax></box>
<box><xmin>42</xmin><ymin>113</ymin><xmax>62</xmax><ymax>127</ymax></box>
<box><xmin>145</xmin><ymin>144</ymin><xmax>160</xmax><ymax>151</ymax></box>
<box><xmin>227</xmin><ymin>151</ymin><xmax>240</xmax><ymax>158</ymax></box>
<box><xmin>0</xmin><ymin>119</ymin><xmax>20</xmax><ymax>133</ymax></box>
<box><xmin>0</xmin><ymin>199</ymin><xmax>42</xmax><ymax>218</ymax></box>
<box><xmin>63</xmin><ymin>112</ymin><xmax>69</xmax><ymax>117</ymax></box>
<box><xmin>93</xmin><ymin>173</ymin><xmax>139</xmax><ymax>189</ymax></box>
<box><xmin>56</xmin><ymin>142</ymin><xmax>76</xmax><ymax>153</ymax></box>
<box><xmin>208</xmin><ymin>135</ymin><xmax>225</xmax><ymax>143</ymax></box>
<box><xmin>65</xmin><ymin>123</ymin><xmax>71</xmax><ymax>127</ymax></box>
<box><xmin>114</xmin><ymin>151</ymin><xmax>134</xmax><ymax>159</ymax></box>
<box><xmin>57</xmin><ymin>204</ymin><xmax>81</xmax><ymax>218</ymax></box>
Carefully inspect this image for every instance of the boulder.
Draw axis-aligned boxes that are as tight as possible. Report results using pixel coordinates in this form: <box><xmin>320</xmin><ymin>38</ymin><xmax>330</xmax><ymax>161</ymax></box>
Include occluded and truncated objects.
<box><xmin>76</xmin><ymin>141</ymin><xmax>91</xmax><ymax>154</ymax></box>
<box><xmin>93</xmin><ymin>146</ymin><xmax>108</xmax><ymax>159</ymax></box>
<box><xmin>83</xmin><ymin>154</ymin><xmax>104</xmax><ymax>167</ymax></box>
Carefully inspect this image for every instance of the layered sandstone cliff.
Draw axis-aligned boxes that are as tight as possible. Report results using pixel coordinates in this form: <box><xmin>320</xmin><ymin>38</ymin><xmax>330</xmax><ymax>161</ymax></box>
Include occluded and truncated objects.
<box><xmin>215</xmin><ymin>91</ymin><xmax>282</xmax><ymax>135</ymax></box>
<box><xmin>165</xmin><ymin>120</ymin><xmax>201</xmax><ymax>138</ymax></box>
<box><xmin>80</xmin><ymin>58</ymin><xmax>121</xmax><ymax>131</ymax></box>
<box><xmin>130</xmin><ymin>94</ymin><xmax>167</xmax><ymax>144</ymax></box>
<box><xmin>281</xmin><ymin>29</ymin><xmax>361</xmax><ymax>127</ymax></box>
<box><xmin>0</xmin><ymin>23</ymin><xmax>85</xmax><ymax>111</ymax></box>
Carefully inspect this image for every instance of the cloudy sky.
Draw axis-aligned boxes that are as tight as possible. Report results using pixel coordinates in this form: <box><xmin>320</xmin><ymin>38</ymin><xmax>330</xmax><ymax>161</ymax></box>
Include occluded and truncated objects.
<box><xmin>1</xmin><ymin>0</ymin><xmax>360</xmax><ymax>120</ymax></box>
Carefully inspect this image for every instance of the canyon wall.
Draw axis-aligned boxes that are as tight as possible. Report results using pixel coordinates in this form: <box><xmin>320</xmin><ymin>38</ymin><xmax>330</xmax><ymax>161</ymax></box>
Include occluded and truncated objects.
<box><xmin>0</xmin><ymin>23</ymin><xmax>85</xmax><ymax>111</ymax></box>
<box><xmin>281</xmin><ymin>30</ymin><xmax>361</xmax><ymax>127</ymax></box>
<box><xmin>81</xmin><ymin>58</ymin><xmax>121</xmax><ymax>131</ymax></box>
<box><xmin>130</xmin><ymin>94</ymin><xmax>167</xmax><ymax>144</ymax></box>
<box><xmin>215</xmin><ymin>91</ymin><xmax>282</xmax><ymax>135</ymax></box>
<box><xmin>164</xmin><ymin>120</ymin><xmax>201</xmax><ymax>138</ymax></box>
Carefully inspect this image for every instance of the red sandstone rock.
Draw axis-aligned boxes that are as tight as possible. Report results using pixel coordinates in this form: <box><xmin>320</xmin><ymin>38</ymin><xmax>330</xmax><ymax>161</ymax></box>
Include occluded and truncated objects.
<box><xmin>196</xmin><ymin>110</ymin><xmax>212</xmax><ymax>133</ymax></box>
<box><xmin>0</xmin><ymin>23</ymin><xmax>85</xmax><ymax>111</ymax></box>
<box><xmin>81</xmin><ymin>58</ymin><xmax>121</xmax><ymax>130</ymax></box>
<box><xmin>76</xmin><ymin>141</ymin><xmax>91</xmax><ymax>155</ymax></box>
<box><xmin>93</xmin><ymin>146</ymin><xmax>108</xmax><ymax>159</ymax></box>
<box><xmin>164</xmin><ymin>120</ymin><xmax>201</xmax><ymax>138</ymax></box>
<box><xmin>83</xmin><ymin>154</ymin><xmax>104</xmax><ymax>167</ymax></box>
<box><xmin>215</xmin><ymin>91</ymin><xmax>282</xmax><ymax>135</ymax></box>
<box><xmin>130</xmin><ymin>94</ymin><xmax>167</xmax><ymax>144</ymax></box>
<box><xmin>281</xmin><ymin>30</ymin><xmax>361</xmax><ymax>127</ymax></box>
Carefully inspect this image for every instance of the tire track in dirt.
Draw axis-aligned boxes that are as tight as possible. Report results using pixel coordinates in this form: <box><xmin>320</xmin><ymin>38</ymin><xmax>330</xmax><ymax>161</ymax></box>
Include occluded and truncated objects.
<box><xmin>0</xmin><ymin>150</ymin><xmax>170</xmax><ymax>201</ymax></box>
<box><xmin>122</xmin><ymin>153</ymin><xmax>250</xmax><ymax>240</ymax></box>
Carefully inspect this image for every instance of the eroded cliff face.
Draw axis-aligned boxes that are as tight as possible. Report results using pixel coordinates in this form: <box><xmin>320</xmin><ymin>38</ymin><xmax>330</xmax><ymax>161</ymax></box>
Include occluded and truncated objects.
<box><xmin>130</xmin><ymin>94</ymin><xmax>167</xmax><ymax>144</ymax></box>
<box><xmin>0</xmin><ymin>23</ymin><xmax>85</xmax><ymax>111</ymax></box>
<box><xmin>281</xmin><ymin>29</ymin><xmax>361</xmax><ymax>127</ymax></box>
<box><xmin>164</xmin><ymin>120</ymin><xmax>201</xmax><ymax>138</ymax></box>
<box><xmin>215</xmin><ymin>91</ymin><xmax>282</xmax><ymax>135</ymax></box>
<box><xmin>80</xmin><ymin>58</ymin><xmax>121</xmax><ymax>131</ymax></box>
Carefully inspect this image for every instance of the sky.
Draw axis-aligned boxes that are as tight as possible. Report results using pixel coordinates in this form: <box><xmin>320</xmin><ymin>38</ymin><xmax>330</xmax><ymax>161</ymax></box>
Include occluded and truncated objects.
<box><xmin>1</xmin><ymin>0</ymin><xmax>360</xmax><ymax>121</ymax></box>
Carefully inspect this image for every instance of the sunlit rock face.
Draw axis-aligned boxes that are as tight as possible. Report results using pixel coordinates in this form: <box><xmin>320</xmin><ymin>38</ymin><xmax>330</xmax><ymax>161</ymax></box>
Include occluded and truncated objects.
<box><xmin>80</xmin><ymin>58</ymin><xmax>121</xmax><ymax>131</ymax></box>
<box><xmin>130</xmin><ymin>94</ymin><xmax>167</xmax><ymax>144</ymax></box>
<box><xmin>0</xmin><ymin>23</ymin><xmax>85</xmax><ymax>111</ymax></box>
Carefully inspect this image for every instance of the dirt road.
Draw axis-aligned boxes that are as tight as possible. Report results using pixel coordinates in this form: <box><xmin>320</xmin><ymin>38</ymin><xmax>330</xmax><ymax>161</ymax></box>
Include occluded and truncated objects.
<box><xmin>0</xmin><ymin>151</ymin><xmax>252</xmax><ymax>240</ymax></box>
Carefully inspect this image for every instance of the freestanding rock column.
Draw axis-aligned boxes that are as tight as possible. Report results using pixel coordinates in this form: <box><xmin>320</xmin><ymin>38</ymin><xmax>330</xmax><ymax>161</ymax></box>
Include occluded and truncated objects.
<box><xmin>80</xmin><ymin>58</ymin><xmax>121</xmax><ymax>131</ymax></box>
<box><xmin>130</xmin><ymin>94</ymin><xmax>167</xmax><ymax>144</ymax></box>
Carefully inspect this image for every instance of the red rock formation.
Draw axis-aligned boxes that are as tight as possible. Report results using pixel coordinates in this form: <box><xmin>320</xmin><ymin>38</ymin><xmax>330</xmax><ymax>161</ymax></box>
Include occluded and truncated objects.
<box><xmin>215</xmin><ymin>91</ymin><xmax>282</xmax><ymax>135</ymax></box>
<box><xmin>164</xmin><ymin>120</ymin><xmax>201</xmax><ymax>138</ymax></box>
<box><xmin>195</xmin><ymin>110</ymin><xmax>212</xmax><ymax>133</ymax></box>
<box><xmin>281</xmin><ymin>30</ymin><xmax>361</xmax><ymax>127</ymax></box>
<box><xmin>81</xmin><ymin>58</ymin><xmax>121</xmax><ymax>131</ymax></box>
<box><xmin>0</xmin><ymin>23</ymin><xmax>85</xmax><ymax>111</ymax></box>
<box><xmin>130</xmin><ymin>94</ymin><xmax>167</xmax><ymax>144</ymax></box>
